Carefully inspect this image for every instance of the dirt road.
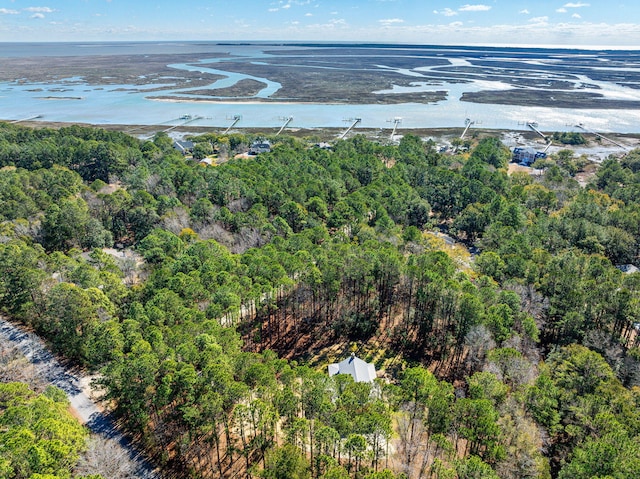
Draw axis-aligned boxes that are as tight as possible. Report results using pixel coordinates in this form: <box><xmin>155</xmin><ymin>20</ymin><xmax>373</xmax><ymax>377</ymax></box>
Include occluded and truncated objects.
<box><xmin>0</xmin><ymin>317</ymin><xmax>160</xmax><ymax>479</ymax></box>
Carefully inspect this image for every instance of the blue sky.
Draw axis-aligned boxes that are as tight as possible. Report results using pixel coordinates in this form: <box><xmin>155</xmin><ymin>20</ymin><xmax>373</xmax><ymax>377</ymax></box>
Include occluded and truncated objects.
<box><xmin>1</xmin><ymin>1</ymin><xmax>639</xmax><ymax>47</ymax></box>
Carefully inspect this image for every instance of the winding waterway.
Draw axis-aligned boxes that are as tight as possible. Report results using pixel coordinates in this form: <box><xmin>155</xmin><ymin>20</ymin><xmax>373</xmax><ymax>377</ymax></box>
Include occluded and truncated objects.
<box><xmin>2</xmin><ymin>42</ymin><xmax>640</xmax><ymax>133</ymax></box>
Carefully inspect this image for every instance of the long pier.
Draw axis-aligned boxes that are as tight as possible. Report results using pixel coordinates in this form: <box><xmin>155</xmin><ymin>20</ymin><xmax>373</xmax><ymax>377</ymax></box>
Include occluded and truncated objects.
<box><xmin>575</xmin><ymin>123</ymin><xmax>628</xmax><ymax>150</ymax></box>
<box><xmin>527</xmin><ymin>122</ymin><xmax>548</xmax><ymax>141</ymax></box>
<box><xmin>340</xmin><ymin>118</ymin><xmax>361</xmax><ymax>139</ymax></box>
<box><xmin>127</xmin><ymin>115</ymin><xmax>190</xmax><ymax>135</ymax></box>
<box><xmin>527</xmin><ymin>122</ymin><xmax>553</xmax><ymax>152</ymax></box>
<box><xmin>276</xmin><ymin>116</ymin><xmax>293</xmax><ymax>136</ymax></box>
<box><xmin>10</xmin><ymin>114</ymin><xmax>42</xmax><ymax>123</ymax></box>
<box><xmin>224</xmin><ymin>115</ymin><xmax>242</xmax><ymax>134</ymax></box>
<box><xmin>136</xmin><ymin>115</ymin><xmax>202</xmax><ymax>139</ymax></box>
<box><xmin>162</xmin><ymin>115</ymin><xmax>202</xmax><ymax>133</ymax></box>
<box><xmin>389</xmin><ymin>117</ymin><xmax>402</xmax><ymax>139</ymax></box>
<box><xmin>460</xmin><ymin>118</ymin><xmax>475</xmax><ymax>139</ymax></box>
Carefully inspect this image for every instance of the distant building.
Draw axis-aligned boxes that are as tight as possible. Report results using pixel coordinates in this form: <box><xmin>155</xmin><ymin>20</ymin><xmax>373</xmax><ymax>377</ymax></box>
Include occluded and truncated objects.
<box><xmin>173</xmin><ymin>140</ymin><xmax>194</xmax><ymax>155</ymax></box>
<box><xmin>249</xmin><ymin>140</ymin><xmax>271</xmax><ymax>155</ymax></box>
<box><xmin>512</xmin><ymin>147</ymin><xmax>546</xmax><ymax>166</ymax></box>
<box><xmin>328</xmin><ymin>354</ymin><xmax>377</xmax><ymax>383</ymax></box>
<box><xmin>313</xmin><ymin>142</ymin><xmax>333</xmax><ymax>150</ymax></box>
<box><xmin>617</xmin><ymin>264</ymin><xmax>639</xmax><ymax>274</ymax></box>
<box><xmin>198</xmin><ymin>157</ymin><xmax>214</xmax><ymax>166</ymax></box>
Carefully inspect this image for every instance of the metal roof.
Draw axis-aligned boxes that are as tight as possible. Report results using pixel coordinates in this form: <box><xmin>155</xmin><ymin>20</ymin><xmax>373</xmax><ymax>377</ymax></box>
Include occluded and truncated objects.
<box><xmin>328</xmin><ymin>354</ymin><xmax>377</xmax><ymax>383</ymax></box>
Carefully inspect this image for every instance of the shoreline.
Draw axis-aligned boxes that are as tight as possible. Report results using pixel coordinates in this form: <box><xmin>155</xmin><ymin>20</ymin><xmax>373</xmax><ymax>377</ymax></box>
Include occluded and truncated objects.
<box><xmin>2</xmin><ymin>118</ymin><xmax>478</xmax><ymax>137</ymax></box>
<box><xmin>3</xmin><ymin>118</ymin><xmax>639</xmax><ymax>164</ymax></box>
<box><xmin>148</xmin><ymin>97</ymin><xmax>349</xmax><ymax>106</ymax></box>
<box><xmin>3</xmin><ymin>43</ymin><xmax>640</xmax><ymax>135</ymax></box>
<box><xmin>5</xmin><ymin>117</ymin><xmax>640</xmax><ymax>142</ymax></box>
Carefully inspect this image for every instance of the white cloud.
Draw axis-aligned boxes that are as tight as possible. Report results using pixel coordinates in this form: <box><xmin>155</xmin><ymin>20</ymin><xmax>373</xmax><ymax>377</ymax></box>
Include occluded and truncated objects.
<box><xmin>274</xmin><ymin>0</ymin><xmax>315</xmax><ymax>9</ymax></box>
<box><xmin>436</xmin><ymin>8</ymin><xmax>458</xmax><ymax>17</ymax></box>
<box><xmin>564</xmin><ymin>2</ymin><xmax>590</xmax><ymax>7</ymax></box>
<box><xmin>0</xmin><ymin>0</ymin><xmax>635</xmax><ymax>47</ymax></box>
<box><xmin>459</xmin><ymin>4</ymin><xmax>492</xmax><ymax>12</ymax></box>
<box><xmin>234</xmin><ymin>20</ymin><xmax>640</xmax><ymax>47</ymax></box>
<box><xmin>379</xmin><ymin>18</ymin><xmax>404</xmax><ymax>26</ymax></box>
<box><xmin>31</xmin><ymin>13</ymin><xmax>45</xmax><ymax>19</ymax></box>
<box><xmin>572</xmin><ymin>13</ymin><xmax>582</xmax><ymax>18</ymax></box>
<box><xmin>530</xmin><ymin>16</ymin><xmax>549</xmax><ymax>23</ymax></box>
<box><xmin>308</xmin><ymin>17</ymin><xmax>347</xmax><ymax>30</ymax></box>
<box><xmin>24</xmin><ymin>7</ymin><xmax>54</xmax><ymax>13</ymax></box>
<box><xmin>557</xmin><ymin>8</ymin><xmax>567</xmax><ymax>13</ymax></box>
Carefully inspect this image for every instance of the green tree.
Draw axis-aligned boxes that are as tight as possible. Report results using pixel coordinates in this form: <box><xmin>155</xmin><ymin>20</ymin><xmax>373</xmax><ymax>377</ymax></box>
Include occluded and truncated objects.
<box><xmin>454</xmin><ymin>398</ymin><xmax>504</xmax><ymax>463</ymax></box>
<box><xmin>467</xmin><ymin>372</ymin><xmax>508</xmax><ymax>407</ymax></box>
<box><xmin>261</xmin><ymin>444</ymin><xmax>311</xmax><ymax>479</ymax></box>
<box><xmin>42</xmin><ymin>197</ymin><xmax>111</xmax><ymax>251</ymax></box>
<box><xmin>0</xmin><ymin>383</ymin><xmax>88</xmax><ymax>479</ymax></box>
<box><xmin>558</xmin><ymin>430</ymin><xmax>640</xmax><ymax>479</ymax></box>
<box><xmin>38</xmin><ymin>283</ymin><xmax>114</xmax><ymax>363</ymax></box>
<box><xmin>455</xmin><ymin>455</ymin><xmax>499</xmax><ymax>479</ymax></box>
<box><xmin>470</xmin><ymin>137</ymin><xmax>510</xmax><ymax>169</ymax></box>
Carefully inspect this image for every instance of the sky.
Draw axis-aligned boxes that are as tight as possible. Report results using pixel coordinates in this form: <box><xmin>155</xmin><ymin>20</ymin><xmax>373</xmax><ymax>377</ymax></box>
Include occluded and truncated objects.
<box><xmin>1</xmin><ymin>1</ymin><xmax>639</xmax><ymax>48</ymax></box>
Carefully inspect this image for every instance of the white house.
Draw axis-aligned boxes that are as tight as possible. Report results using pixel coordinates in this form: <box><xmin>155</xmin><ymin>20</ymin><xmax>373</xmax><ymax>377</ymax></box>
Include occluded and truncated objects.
<box><xmin>328</xmin><ymin>354</ymin><xmax>377</xmax><ymax>383</ymax></box>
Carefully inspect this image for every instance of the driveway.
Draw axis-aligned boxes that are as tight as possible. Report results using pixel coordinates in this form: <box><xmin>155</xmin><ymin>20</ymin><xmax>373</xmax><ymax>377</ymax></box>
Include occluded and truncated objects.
<box><xmin>0</xmin><ymin>317</ymin><xmax>160</xmax><ymax>479</ymax></box>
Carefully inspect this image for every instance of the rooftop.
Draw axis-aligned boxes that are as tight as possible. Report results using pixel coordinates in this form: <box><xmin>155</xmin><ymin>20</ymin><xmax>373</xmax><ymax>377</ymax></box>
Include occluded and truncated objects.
<box><xmin>328</xmin><ymin>354</ymin><xmax>377</xmax><ymax>383</ymax></box>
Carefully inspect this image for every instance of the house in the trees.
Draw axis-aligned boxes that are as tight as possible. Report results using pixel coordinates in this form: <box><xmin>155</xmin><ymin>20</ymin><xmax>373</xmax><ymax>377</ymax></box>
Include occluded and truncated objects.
<box><xmin>173</xmin><ymin>140</ymin><xmax>194</xmax><ymax>155</ymax></box>
<box><xmin>328</xmin><ymin>354</ymin><xmax>377</xmax><ymax>383</ymax></box>
<box><xmin>249</xmin><ymin>140</ymin><xmax>271</xmax><ymax>155</ymax></box>
<box><xmin>313</xmin><ymin>142</ymin><xmax>333</xmax><ymax>150</ymax></box>
<box><xmin>512</xmin><ymin>147</ymin><xmax>547</xmax><ymax>166</ymax></box>
<box><xmin>617</xmin><ymin>264</ymin><xmax>639</xmax><ymax>274</ymax></box>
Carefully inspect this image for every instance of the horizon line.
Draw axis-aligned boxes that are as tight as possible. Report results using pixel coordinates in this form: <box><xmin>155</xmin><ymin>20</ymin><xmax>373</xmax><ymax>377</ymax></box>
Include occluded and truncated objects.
<box><xmin>1</xmin><ymin>40</ymin><xmax>640</xmax><ymax>52</ymax></box>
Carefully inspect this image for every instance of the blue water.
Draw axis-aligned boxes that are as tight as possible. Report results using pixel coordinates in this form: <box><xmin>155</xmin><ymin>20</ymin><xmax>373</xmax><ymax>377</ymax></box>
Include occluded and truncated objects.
<box><xmin>166</xmin><ymin>61</ymin><xmax>282</xmax><ymax>98</ymax></box>
<box><xmin>1</xmin><ymin>42</ymin><xmax>640</xmax><ymax>132</ymax></box>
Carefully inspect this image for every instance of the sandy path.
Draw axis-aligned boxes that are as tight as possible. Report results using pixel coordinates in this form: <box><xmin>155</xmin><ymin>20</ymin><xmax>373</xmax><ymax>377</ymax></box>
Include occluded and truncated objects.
<box><xmin>0</xmin><ymin>317</ymin><xmax>160</xmax><ymax>479</ymax></box>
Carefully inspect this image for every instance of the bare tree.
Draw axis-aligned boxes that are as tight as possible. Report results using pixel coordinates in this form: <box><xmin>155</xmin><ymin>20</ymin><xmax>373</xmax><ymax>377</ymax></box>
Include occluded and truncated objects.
<box><xmin>622</xmin><ymin>355</ymin><xmax>640</xmax><ymax>387</ymax></box>
<box><xmin>231</xmin><ymin>226</ymin><xmax>266</xmax><ymax>254</ymax></box>
<box><xmin>582</xmin><ymin>329</ymin><xmax>640</xmax><ymax>388</ymax></box>
<box><xmin>197</xmin><ymin>223</ymin><xmax>235</xmax><ymax>245</ymax></box>
<box><xmin>496</xmin><ymin>398</ymin><xmax>549</xmax><ymax>479</ymax></box>
<box><xmin>161</xmin><ymin>207</ymin><xmax>192</xmax><ymax>234</ymax></box>
<box><xmin>484</xmin><ymin>355</ymin><xmax>535</xmax><ymax>389</ymax></box>
<box><xmin>465</xmin><ymin>325</ymin><xmax>496</xmax><ymax>372</ymax></box>
<box><xmin>584</xmin><ymin>329</ymin><xmax>624</xmax><ymax>375</ymax></box>
<box><xmin>395</xmin><ymin>407</ymin><xmax>432</xmax><ymax>479</ymax></box>
<box><xmin>0</xmin><ymin>341</ymin><xmax>46</xmax><ymax>391</ymax></box>
<box><xmin>74</xmin><ymin>436</ymin><xmax>138</xmax><ymax>479</ymax></box>
<box><xmin>506</xmin><ymin>282</ymin><xmax>549</xmax><ymax>329</ymax></box>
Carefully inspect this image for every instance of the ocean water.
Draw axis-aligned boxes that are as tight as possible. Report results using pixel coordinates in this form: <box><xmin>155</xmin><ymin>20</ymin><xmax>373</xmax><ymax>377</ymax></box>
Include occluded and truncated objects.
<box><xmin>1</xmin><ymin>42</ymin><xmax>640</xmax><ymax>133</ymax></box>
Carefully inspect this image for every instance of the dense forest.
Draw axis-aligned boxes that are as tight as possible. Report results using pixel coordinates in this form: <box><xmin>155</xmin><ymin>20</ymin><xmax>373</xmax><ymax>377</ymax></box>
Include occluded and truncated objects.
<box><xmin>0</xmin><ymin>121</ymin><xmax>639</xmax><ymax>479</ymax></box>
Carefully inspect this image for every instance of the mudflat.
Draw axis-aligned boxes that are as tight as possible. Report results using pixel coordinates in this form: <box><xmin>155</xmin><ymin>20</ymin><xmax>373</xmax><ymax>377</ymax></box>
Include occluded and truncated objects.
<box><xmin>3</xmin><ymin>43</ymin><xmax>640</xmax><ymax>108</ymax></box>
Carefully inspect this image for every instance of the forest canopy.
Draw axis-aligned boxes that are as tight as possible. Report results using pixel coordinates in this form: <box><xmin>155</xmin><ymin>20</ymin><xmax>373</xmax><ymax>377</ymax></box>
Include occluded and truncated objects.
<box><xmin>0</xmin><ymin>121</ymin><xmax>639</xmax><ymax>479</ymax></box>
